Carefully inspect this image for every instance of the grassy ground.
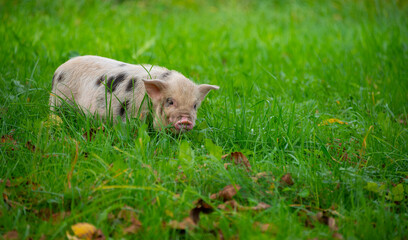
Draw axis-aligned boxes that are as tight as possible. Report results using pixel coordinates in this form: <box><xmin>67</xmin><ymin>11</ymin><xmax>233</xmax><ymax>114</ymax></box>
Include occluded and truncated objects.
<box><xmin>1</xmin><ymin>0</ymin><xmax>407</xmax><ymax>239</ymax></box>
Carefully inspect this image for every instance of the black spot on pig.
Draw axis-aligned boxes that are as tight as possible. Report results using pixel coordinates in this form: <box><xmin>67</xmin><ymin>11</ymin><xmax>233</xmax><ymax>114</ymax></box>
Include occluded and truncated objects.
<box><xmin>58</xmin><ymin>72</ymin><xmax>65</xmax><ymax>82</ymax></box>
<box><xmin>161</xmin><ymin>71</ymin><xmax>171</xmax><ymax>79</ymax></box>
<box><xmin>106</xmin><ymin>73</ymin><xmax>127</xmax><ymax>93</ymax></box>
<box><xmin>96</xmin><ymin>75</ymin><xmax>105</xmax><ymax>86</ymax></box>
<box><xmin>119</xmin><ymin>100</ymin><xmax>130</xmax><ymax>117</ymax></box>
<box><xmin>126</xmin><ymin>77</ymin><xmax>138</xmax><ymax>92</ymax></box>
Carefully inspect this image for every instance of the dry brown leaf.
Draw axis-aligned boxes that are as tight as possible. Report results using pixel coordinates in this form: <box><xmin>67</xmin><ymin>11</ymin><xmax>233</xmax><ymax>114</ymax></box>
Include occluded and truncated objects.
<box><xmin>117</xmin><ymin>205</ymin><xmax>137</xmax><ymax>221</ymax></box>
<box><xmin>168</xmin><ymin>217</ymin><xmax>196</xmax><ymax>230</ymax></box>
<box><xmin>280</xmin><ymin>173</ymin><xmax>294</xmax><ymax>186</ymax></box>
<box><xmin>251</xmin><ymin>202</ymin><xmax>271</xmax><ymax>211</ymax></box>
<box><xmin>222</xmin><ymin>152</ymin><xmax>251</xmax><ymax>172</ymax></box>
<box><xmin>1</xmin><ymin>135</ymin><xmax>16</xmax><ymax>145</ymax></box>
<box><xmin>253</xmin><ymin>222</ymin><xmax>278</xmax><ymax>234</ymax></box>
<box><xmin>117</xmin><ymin>205</ymin><xmax>142</xmax><ymax>234</ymax></box>
<box><xmin>328</xmin><ymin>217</ymin><xmax>338</xmax><ymax>231</ymax></box>
<box><xmin>190</xmin><ymin>199</ymin><xmax>214</xmax><ymax>224</ymax></box>
<box><xmin>217</xmin><ymin>200</ymin><xmax>240</xmax><ymax>211</ymax></box>
<box><xmin>315</xmin><ymin>211</ymin><xmax>339</xmax><ymax>233</ymax></box>
<box><xmin>123</xmin><ymin>218</ymin><xmax>142</xmax><ymax>235</ymax></box>
<box><xmin>210</xmin><ymin>184</ymin><xmax>241</xmax><ymax>202</ymax></box>
<box><xmin>1</xmin><ymin>135</ymin><xmax>17</xmax><ymax>151</ymax></box>
<box><xmin>2</xmin><ymin>230</ymin><xmax>19</xmax><ymax>240</ymax></box>
<box><xmin>217</xmin><ymin>200</ymin><xmax>270</xmax><ymax>212</ymax></box>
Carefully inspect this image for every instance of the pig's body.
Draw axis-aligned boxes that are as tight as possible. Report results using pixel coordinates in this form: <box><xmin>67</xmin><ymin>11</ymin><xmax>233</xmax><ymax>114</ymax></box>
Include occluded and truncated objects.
<box><xmin>50</xmin><ymin>55</ymin><xmax>219</xmax><ymax>132</ymax></box>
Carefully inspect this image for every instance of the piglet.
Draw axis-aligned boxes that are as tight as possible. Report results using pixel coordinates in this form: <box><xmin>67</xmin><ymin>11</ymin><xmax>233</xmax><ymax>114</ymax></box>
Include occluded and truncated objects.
<box><xmin>49</xmin><ymin>55</ymin><xmax>219</xmax><ymax>133</ymax></box>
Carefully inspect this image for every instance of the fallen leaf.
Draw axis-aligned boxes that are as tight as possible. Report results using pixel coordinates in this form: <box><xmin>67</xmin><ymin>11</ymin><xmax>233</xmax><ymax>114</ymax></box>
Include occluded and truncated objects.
<box><xmin>222</xmin><ymin>152</ymin><xmax>251</xmax><ymax>172</ymax></box>
<box><xmin>67</xmin><ymin>223</ymin><xmax>105</xmax><ymax>240</ymax></box>
<box><xmin>250</xmin><ymin>202</ymin><xmax>271</xmax><ymax>211</ymax></box>
<box><xmin>328</xmin><ymin>217</ymin><xmax>338</xmax><ymax>231</ymax></box>
<box><xmin>117</xmin><ymin>205</ymin><xmax>138</xmax><ymax>222</ymax></box>
<box><xmin>123</xmin><ymin>218</ymin><xmax>142</xmax><ymax>235</ymax></box>
<box><xmin>1</xmin><ymin>135</ymin><xmax>17</xmax><ymax>150</ymax></box>
<box><xmin>315</xmin><ymin>211</ymin><xmax>339</xmax><ymax>232</ymax></box>
<box><xmin>217</xmin><ymin>200</ymin><xmax>240</xmax><ymax>211</ymax></box>
<box><xmin>253</xmin><ymin>222</ymin><xmax>278</xmax><ymax>234</ymax></box>
<box><xmin>2</xmin><ymin>230</ymin><xmax>18</xmax><ymax>240</ymax></box>
<box><xmin>210</xmin><ymin>184</ymin><xmax>241</xmax><ymax>202</ymax></box>
<box><xmin>318</xmin><ymin>118</ymin><xmax>348</xmax><ymax>126</ymax></box>
<box><xmin>168</xmin><ymin>217</ymin><xmax>196</xmax><ymax>230</ymax></box>
<box><xmin>218</xmin><ymin>200</ymin><xmax>271</xmax><ymax>212</ymax></box>
<box><xmin>190</xmin><ymin>198</ymin><xmax>214</xmax><ymax>224</ymax></box>
<box><xmin>280</xmin><ymin>173</ymin><xmax>294</xmax><ymax>186</ymax></box>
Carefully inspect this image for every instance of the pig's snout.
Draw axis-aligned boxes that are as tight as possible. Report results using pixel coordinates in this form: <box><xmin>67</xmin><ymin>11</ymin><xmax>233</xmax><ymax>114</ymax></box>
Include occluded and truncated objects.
<box><xmin>174</xmin><ymin>116</ymin><xmax>194</xmax><ymax>131</ymax></box>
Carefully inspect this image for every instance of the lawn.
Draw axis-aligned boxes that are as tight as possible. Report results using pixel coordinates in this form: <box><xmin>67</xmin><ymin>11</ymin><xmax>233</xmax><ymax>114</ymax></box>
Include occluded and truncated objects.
<box><xmin>1</xmin><ymin>0</ymin><xmax>407</xmax><ymax>239</ymax></box>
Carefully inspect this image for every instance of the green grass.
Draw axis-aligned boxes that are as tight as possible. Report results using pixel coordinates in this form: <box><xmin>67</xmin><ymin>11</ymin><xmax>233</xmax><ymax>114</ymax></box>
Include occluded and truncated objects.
<box><xmin>1</xmin><ymin>0</ymin><xmax>407</xmax><ymax>239</ymax></box>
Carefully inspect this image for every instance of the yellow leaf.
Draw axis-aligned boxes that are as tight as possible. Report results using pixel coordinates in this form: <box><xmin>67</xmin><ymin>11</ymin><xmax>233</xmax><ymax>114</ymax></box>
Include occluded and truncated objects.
<box><xmin>318</xmin><ymin>118</ymin><xmax>348</xmax><ymax>126</ymax></box>
<box><xmin>68</xmin><ymin>223</ymin><xmax>97</xmax><ymax>240</ymax></box>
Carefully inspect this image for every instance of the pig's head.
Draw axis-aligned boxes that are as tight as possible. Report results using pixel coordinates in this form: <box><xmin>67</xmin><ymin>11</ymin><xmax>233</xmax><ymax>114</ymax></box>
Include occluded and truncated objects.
<box><xmin>143</xmin><ymin>74</ymin><xmax>219</xmax><ymax>133</ymax></box>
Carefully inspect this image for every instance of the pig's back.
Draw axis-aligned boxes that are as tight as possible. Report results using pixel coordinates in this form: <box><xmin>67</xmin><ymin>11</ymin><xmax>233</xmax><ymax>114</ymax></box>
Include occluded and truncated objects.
<box><xmin>50</xmin><ymin>55</ymin><xmax>168</xmax><ymax>119</ymax></box>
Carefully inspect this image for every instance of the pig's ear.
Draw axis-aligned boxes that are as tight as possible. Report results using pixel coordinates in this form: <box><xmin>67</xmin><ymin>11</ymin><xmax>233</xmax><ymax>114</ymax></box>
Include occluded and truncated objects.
<box><xmin>197</xmin><ymin>84</ymin><xmax>220</xmax><ymax>101</ymax></box>
<box><xmin>143</xmin><ymin>79</ymin><xmax>168</xmax><ymax>101</ymax></box>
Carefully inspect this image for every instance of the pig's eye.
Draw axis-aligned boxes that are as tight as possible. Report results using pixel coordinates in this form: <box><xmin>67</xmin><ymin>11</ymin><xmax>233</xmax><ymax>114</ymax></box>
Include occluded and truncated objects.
<box><xmin>193</xmin><ymin>104</ymin><xmax>197</xmax><ymax>110</ymax></box>
<box><xmin>166</xmin><ymin>98</ymin><xmax>174</xmax><ymax>106</ymax></box>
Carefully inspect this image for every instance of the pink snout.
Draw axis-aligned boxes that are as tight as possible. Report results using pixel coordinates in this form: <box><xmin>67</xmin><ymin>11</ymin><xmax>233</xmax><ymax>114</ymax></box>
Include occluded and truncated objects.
<box><xmin>174</xmin><ymin>117</ymin><xmax>194</xmax><ymax>131</ymax></box>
